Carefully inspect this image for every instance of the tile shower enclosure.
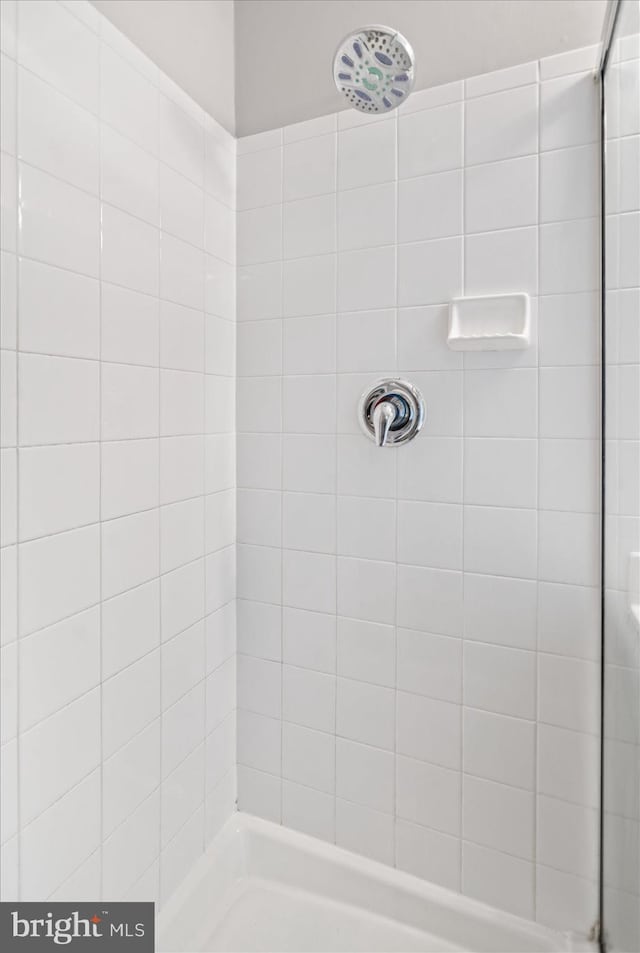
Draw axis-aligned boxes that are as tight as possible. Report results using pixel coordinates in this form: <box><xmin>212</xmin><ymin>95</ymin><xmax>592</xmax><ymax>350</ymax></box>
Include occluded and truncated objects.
<box><xmin>0</xmin><ymin>0</ymin><xmax>611</xmax><ymax>941</ymax></box>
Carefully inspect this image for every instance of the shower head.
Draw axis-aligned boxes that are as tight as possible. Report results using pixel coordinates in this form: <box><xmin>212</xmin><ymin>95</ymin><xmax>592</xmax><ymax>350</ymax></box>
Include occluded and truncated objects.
<box><xmin>333</xmin><ymin>25</ymin><xmax>415</xmax><ymax>114</ymax></box>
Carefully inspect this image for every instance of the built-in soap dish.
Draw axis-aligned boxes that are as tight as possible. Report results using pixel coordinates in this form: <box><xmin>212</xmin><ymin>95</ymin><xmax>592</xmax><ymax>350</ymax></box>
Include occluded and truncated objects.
<box><xmin>447</xmin><ymin>293</ymin><xmax>530</xmax><ymax>351</ymax></box>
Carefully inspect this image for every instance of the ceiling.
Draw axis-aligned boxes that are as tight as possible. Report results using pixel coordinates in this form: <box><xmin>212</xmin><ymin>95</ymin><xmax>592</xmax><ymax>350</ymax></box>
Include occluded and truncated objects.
<box><xmin>92</xmin><ymin>0</ymin><xmax>608</xmax><ymax>137</ymax></box>
<box><xmin>91</xmin><ymin>0</ymin><xmax>236</xmax><ymax>132</ymax></box>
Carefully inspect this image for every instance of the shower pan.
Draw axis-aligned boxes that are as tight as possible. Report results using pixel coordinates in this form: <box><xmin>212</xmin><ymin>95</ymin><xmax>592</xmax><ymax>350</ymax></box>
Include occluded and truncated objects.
<box><xmin>157</xmin><ymin>815</ymin><xmax>582</xmax><ymax>952</ymax></box>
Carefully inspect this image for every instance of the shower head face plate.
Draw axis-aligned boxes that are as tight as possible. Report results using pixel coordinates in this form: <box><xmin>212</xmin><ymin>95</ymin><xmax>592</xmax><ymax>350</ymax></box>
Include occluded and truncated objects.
<box><xmin>333</xmin><ymin>25</ymin><xmax>415</xmax><ymax>114</ymax></box>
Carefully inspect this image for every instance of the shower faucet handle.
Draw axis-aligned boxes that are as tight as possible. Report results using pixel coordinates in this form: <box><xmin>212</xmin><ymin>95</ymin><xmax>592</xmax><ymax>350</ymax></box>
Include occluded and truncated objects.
<box><xmin>372</xmin><ymin>400</ymin><xmax>397</xmax><ymax>448</ymax></box>
<box><xmin>358</xmin><ymin>379</ymin><xmax>425</xmax><ymax>448</ymax></box>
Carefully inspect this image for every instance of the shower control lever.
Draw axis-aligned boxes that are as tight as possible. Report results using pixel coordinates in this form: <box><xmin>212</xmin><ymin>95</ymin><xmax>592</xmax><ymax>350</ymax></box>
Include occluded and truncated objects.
<box><xmin>359</xmin><ymin>379</ymin><xmax>425</xmax><ymax>448</ymax></box>
<box><xmin>372</xmin><ymin>400</ymin><xmax>397</xmax><ymax>447</ymax></box>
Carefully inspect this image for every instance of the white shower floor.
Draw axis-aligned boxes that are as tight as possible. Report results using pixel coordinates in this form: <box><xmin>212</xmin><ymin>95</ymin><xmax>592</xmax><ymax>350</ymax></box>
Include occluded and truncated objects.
<box><xmin>204</xmin><ymin>878</ymin><xmax>459</xmax><ymax>952</ymax></box>
<box><xmin>157</xmin><ymin>812</ymin><xmax>594</xmax><ymax>953</ymax></box>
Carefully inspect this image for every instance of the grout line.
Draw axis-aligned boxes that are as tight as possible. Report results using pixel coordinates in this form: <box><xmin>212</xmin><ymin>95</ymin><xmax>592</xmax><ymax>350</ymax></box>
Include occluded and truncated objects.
<box><xmin>459</xmin><ymin>82</ymin><xmax>466</xmax><ymax>892</ymax></box>
<box><xmin>19</xmin><ymin>613</ymin><xmax>235</xmax><ymax>740</ymax></box>
<box><xmin>238</xmin><ymin>126</ymin><xmax>609</xmax><ymax>180</ymax></box>
<box><xmin>16</xmin><ymin>154</ymin><xmax>236</xmax><ymax>260</ymax></box>
<box><xmin>18</xmin><ymin>764</ymin><xmax>103</xmax><ymax>840</ymax></box>
<box><xmin>392</xmin><ymin>105</ymin><xmax>399</xmax><ymax>870</ymax></box>
<box><xmin>201</xmin><ymin>189</ymin><xmax>208</xmax><ymax>853</ymax></box>
<box><xmin>155</xmin><ymin>67</ymin><xmax>165</xmax><ymax>896</ymax></box>
<box><xmin>45</xmin><ymin>844</ymin><xmax>102</xmax><ymax>902</ymax></box>
<box><xmin>240</xmin><ymin>732</ymin><xmax>600</xmax><ymax>805</ymax></box>
<box><xmin>18</xmin><ymin>516</ymin><xmax>234</xmax><ymax>560</ymax></box>
<box><xmin>235</xmin><ymin>149</ymin><xmax>607</xmax><ymax>213</ymax></box>
<box><xmin>17</xmin><ymin>566</ymin><xmax>235</xmax><ymax>644</ymax></box>
<box><xmin>237</xmin><ymin>215</ymin><xmax>602</xmax><ymax>269</ymax></box>
<box><xmin>237</xmin><ymin>431</ymin><xmax>605</xmax><ymax>444</ymax></box>
<box><xmin>332</xmin><ymin>118</ymin><xmax>339</xmax><ymax>846</ymax></box>
<box><xmin>10</xmin><ymin>40</ymin><xmax>235</xmax><ymax>206</ymax></box>
<box><xmin>11</xmin><ymin>248</ymin><xmax>235</xmax><ymax>323</ymax></box>
<box><xmin>234</xmin><ymin>539</ymin><xmax>601</xmax><ymax>582</ymax></box>
<box><xmin>279</xmin><ymin>134</ymin><xmax>285</xmax><ymax>828</ymax></box>
<box><xmin>15</xmin><ymin>433</ymin><xmax>233</xmax><ymax>450</ymax></box>
<box><xmin>533</xmin><ymin>59</ymin><xmax>542</xmax><ymax>921</ymax></box>
<box><xmin>199</xmin><ymin>159</ymin><xmax>207</xmax><ymax>856</ymax></box>
<box><xmin>237</xmin><ymin>292</ymin><xmax>601</xmax><ymax>321</ymax></box>
<box><xmin>232</xmin><ymin>761</ymin><xmax>601</xmax><ymax>882</ymax></box>
<box><xmin>15</xmin><ymin>347</ymin><xmax>235</xmax><ymax>374</ymax></box>
<box><xmin>97</xmin><ymin>34</ymin><xmax>106</xmax><ymax>899</ymax></box>
<box><xmin>14</xmin><ymin>0</ymin><xmax>21</xmax><ymax>901</ymax></box>
<box><xmin>236</xmin><ymin>636</ymin><xmax>605</xmax><ymax>671</ymax></box>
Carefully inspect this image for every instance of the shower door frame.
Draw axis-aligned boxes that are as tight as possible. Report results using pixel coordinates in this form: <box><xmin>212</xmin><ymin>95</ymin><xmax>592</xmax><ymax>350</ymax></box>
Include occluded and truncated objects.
<box><xmin>598</xmin><ymin>2</ymin><xmax>623</xmax><ymax>950</ymax></box>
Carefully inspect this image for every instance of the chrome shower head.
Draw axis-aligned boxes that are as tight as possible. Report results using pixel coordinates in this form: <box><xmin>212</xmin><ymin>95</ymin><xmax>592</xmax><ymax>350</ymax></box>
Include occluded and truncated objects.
<box><xmin>333</xmin><ymin>25</ymin><xmax>415</xmax><ymax>114</ymax></box>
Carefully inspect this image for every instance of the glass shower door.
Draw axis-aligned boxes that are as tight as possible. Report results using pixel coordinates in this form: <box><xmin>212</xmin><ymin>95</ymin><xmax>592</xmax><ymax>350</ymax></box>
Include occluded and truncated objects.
<box><xmin>602</xmin><ymin>1</ymin><xmax>640</xmax><ymax>949</ymax></box>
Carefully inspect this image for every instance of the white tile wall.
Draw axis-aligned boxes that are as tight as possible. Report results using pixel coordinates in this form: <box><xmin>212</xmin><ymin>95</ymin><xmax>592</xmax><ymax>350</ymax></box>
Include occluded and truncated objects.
<box><xmin>235</xmin><ymin>44</ymin><xmax>602</xmax><ymax>937</ymax></box>
<box><xmin>0</xmin><ymin>0</ymin><xmax>235</xmax><ymax>906</ymax></box>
